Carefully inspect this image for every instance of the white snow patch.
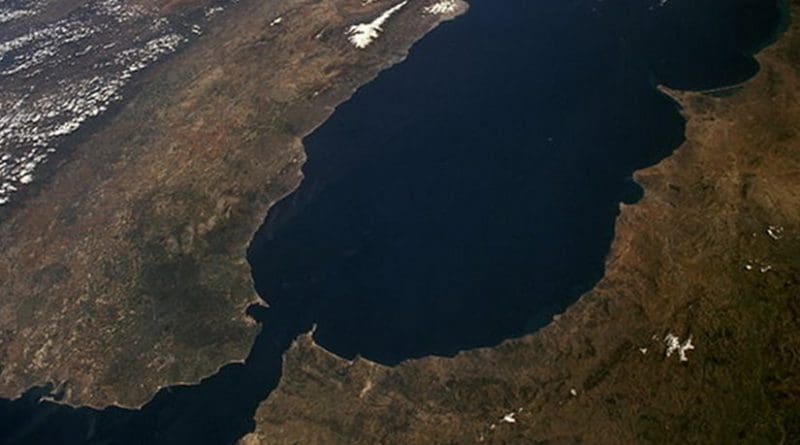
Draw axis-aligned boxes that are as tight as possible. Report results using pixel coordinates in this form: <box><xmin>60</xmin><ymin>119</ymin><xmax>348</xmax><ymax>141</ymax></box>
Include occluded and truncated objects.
<box><xmin>423</xmin><ymin>0</ymin><xmax>458</xmax><ymax>15</ymax></box>
<box><xmin>664</xmin><ymin>333</ymin><xmax>694</xmax><ymax>363</ymax></box>
<box><xmin>346</xmin><ymin>1</ymin><xmax>408</xmax><ymax>49</ymax></box>
<box><xmin>767</xmin><ymin>225</ymin><xmax>784</xmax><ymax>240</ymax></box>
<box><xmin>501</xmin><ymin>412</ymin><xmax>516</xmax><ymax>424</ymax></box>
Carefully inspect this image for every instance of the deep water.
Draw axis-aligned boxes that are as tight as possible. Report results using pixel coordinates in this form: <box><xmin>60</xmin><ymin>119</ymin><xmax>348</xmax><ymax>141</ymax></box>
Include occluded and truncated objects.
<box><xmin>0</xmin><ymin>0</ymin><xmax>784</xmax><ymax>443</ymax></box>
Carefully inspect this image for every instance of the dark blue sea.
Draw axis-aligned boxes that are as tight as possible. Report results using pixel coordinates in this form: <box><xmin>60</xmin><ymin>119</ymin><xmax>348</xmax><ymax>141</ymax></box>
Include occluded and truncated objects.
<box><xmin>0</xmin><ymin>0</ymin><xmax>783</xmax><ymax>443</ymax></box>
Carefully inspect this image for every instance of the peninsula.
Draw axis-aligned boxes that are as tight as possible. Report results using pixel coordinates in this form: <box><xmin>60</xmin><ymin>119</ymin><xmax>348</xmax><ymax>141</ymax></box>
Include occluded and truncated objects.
<box><xmin>0</xmin><ymin>0</ymin><xmax>466</xmax><ymax>408</ymax></box>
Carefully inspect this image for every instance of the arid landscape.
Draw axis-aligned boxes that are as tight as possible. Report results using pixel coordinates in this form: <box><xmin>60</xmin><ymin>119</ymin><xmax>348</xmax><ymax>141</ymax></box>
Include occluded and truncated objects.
<box><xmin>243</xmin><ymin>2</ymin><xmax>800</xmax><ymax>443</ymax></box>
<box><xmin>0</xmin><ymin>0</ymin><xmax>466</xmax><ymax>408</ymax></box>
<box><xmin>0</xmin><ymin>0</ymin><xmax>798</xmax><ymax>443</ymax></box>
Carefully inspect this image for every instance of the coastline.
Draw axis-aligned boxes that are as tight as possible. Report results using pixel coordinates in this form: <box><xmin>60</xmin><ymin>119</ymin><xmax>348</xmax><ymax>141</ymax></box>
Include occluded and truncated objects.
<box><xmin>1</xmin><ymin>3</ymin><xmax>795</xmax><ymax>445</ymax></box>
<box><xmin>0</xmin><ymin>0</ymin><xmax>468</xmax><ymax>409</ymax></box>
<box><xmin>245</xmin><ymin>1</ymin><xmax>800</xmax><ymax>443</ymax></box>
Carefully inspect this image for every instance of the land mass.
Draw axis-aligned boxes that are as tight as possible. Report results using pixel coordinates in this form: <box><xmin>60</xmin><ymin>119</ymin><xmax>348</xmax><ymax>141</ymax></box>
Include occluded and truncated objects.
<box><xmin>242</xmin><ymin>1</ymin><xmax>800</xmax><ymax>443</ymax></box>
<box><xmin>0</xmin><ymin>0</ymin><xmax>466</xmax><ymax>408</ymax></box>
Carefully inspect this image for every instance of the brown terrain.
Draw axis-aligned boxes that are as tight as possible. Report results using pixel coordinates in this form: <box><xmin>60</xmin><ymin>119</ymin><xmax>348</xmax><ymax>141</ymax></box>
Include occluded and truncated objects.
<box><xmin>242</xmin><ymin>2</ymin><xmax>800</xmax><ymax>444</ymax></box>
<box><xmin>1</xmin><ymin>0</ymin><xmax>798</xmax><ymax>442</ymax></box>
<box><xmin>0</xmin><ymin>0</ymin><xmax>466</xmax><ymax>408</ymax></box>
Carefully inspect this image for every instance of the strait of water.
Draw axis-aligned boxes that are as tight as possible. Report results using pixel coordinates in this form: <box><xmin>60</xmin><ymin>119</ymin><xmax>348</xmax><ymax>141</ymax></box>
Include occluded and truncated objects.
<box><xmin>0</xmin><ymin>0</ymin><xmax>783</xmax><ymax>443</ymax></box>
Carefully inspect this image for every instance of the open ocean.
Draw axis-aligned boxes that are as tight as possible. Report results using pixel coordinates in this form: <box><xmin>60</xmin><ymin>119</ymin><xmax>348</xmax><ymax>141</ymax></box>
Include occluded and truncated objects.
<box><xmin>0</xmin><ymin>0</ymin><xmax>783</xmax><ymax>443</ymax></box>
